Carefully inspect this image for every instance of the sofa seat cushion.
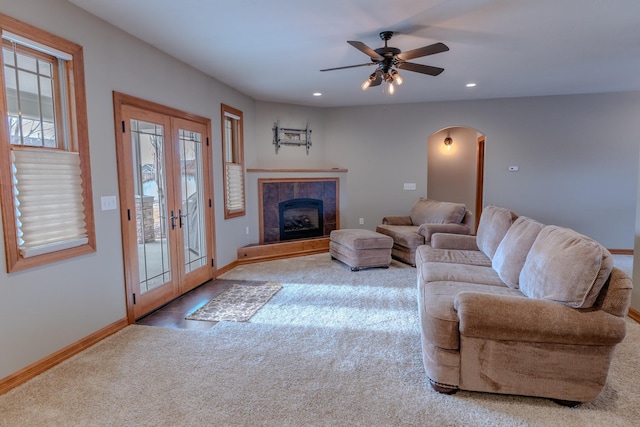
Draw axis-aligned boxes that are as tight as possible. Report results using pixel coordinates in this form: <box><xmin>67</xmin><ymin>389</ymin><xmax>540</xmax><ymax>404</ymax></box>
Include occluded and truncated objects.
<box><xmin>375</xmin><ymin>224</ymin><xmax>423</xmax><ymax>248</ymax></box>
<box><xmin>410</xmin><ymin>198</ymin><xmax>467</xmax><ymax>225</ymax></box>
<box><xmin>519</xmin><ymin>225</ymin><xmax>613</xmax><ymax>308</ymax></box>
<box><xmin>418</xmin><ymin>262</ymin><xmax>506</xmax><ymax>287</ymax></box>
<box><xmin>416</xmin><ymin>245</ymin><xmax>491</xmax><ymax>267</ymax></box>
<box><xmin>476</xmin><ymin>206</ymin><xmax>518</xmax><ymax>260</ymax></box>
<box><xmin>492</xmin><ymin>216</ymin><xmax>545</xmax><ymax>289</ymax></box>
<box><xmin>419</xmin><ymin>281</ymin><xmax>524</xmax><ymax>350</ymax></box>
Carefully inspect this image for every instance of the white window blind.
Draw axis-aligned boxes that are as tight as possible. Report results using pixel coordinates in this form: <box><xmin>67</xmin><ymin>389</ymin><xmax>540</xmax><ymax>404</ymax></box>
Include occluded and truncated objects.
<box><xmin>225</xmin><ymin>162</ymin><xmax>245</xmax><ymax>213</ymax></box>
<box><xmin>11</xmin><ymin>149</ymin><xmax>87</xmax><ymax>258</ymax></box>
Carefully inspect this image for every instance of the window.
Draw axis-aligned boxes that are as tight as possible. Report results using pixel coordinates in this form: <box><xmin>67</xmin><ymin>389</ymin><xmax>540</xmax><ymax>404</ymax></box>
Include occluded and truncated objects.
<box><xmin>0</xmin><ymin>14</ymin><xmax>95</xmax><ymax>272</ymax></box>
<box><xmin>221</xmin><ymin>103</ymin><xmax>245</xmax><ymax>218</ymax></box>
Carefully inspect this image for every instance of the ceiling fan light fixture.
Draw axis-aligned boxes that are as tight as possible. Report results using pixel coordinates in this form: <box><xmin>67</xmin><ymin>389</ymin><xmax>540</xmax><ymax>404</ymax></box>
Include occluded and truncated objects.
<box><xmin>321</xmin><ymin>31</ymin><xmax>448</xmax><ymax>95</ymax></box>
<box><xmin>391</xmin><ymin>70</ymin><xmax>403</xmax><ymax>85</ymax></box>
<box><xmin>361</xmin><ymin>72</ymin><xmax>376</xmax><ymax>91</ymax></box>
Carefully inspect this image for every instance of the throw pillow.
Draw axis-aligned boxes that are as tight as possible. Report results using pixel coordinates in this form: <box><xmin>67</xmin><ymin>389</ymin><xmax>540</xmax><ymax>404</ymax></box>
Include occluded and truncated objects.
<box><xmin>519</xmin><ymin>225</ymin><xmax>613</xmax><ymax>309</ymax></box>
<box><xmin>475</xmin><ymin>205</ymin><xmax>517</xmax><ymax>260</ymax></box>
<box><xmin>492</xmin><ymin>216</ymin><xmax>544</xmax><ymax>288</ymax></box>
<box><xmin>409</xmin><ymin>198</ymin><xmax>466</xmax><ymax>225</ymax></box>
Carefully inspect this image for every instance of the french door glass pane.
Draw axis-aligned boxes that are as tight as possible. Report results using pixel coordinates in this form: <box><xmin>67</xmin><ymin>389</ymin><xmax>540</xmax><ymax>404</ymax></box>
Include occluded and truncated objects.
<box><xmin>130</xmin><ymin>119</ymin><xmax>171</xmax><ymax>293</ymax></box>
<box><xmin>178</xmin><ymin>128</ymin><xmax>207</xmax><ymax>273</ymax></box>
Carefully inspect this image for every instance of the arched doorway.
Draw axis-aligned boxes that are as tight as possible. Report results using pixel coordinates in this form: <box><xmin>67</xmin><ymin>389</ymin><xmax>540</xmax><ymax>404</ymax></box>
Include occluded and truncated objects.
<box><xmin>427</xmin><ymin>127</ymin><xmax>485</xmax><ymax>233</ymax></box>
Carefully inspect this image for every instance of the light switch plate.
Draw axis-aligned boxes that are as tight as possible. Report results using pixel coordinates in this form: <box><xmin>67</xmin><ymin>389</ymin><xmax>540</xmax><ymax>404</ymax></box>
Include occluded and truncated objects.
<box><xmin>100</xmin><ymin>196</ymin><xmax>117</xmax><ymax>211</ymax></box>
<box><xmin>403</xmin><ymin>183</ymin><xmax>417</xmax><ymax>190</ymax></box>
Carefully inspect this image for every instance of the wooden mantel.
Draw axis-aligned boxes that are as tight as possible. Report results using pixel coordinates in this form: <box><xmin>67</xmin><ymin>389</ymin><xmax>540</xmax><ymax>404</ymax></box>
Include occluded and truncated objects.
<box><xmin>247</xmin><ymin>168</ymin><xmax>347</xmax><ymax>173</ymax></box>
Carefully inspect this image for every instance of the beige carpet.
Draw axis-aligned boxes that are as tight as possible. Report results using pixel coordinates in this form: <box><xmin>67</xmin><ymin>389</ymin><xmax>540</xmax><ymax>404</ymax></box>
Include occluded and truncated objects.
<box><xmin>0</xmin><ymin>253</ymin><xmax>638</xmax><ymax>426</ymax></box>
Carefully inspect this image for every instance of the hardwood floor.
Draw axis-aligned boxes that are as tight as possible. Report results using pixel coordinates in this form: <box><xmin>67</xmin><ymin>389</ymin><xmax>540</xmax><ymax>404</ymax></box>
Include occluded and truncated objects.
<box><xmin>136</xmin><ymin>278</ymin><xmax>266</xmax><ymax>330</ymax></box>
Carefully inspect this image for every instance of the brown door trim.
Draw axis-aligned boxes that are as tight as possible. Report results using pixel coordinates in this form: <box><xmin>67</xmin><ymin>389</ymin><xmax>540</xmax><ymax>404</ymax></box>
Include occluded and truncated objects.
<box><xmin>475</xmin><ymin>135</ymin><xmax>485</xmax><ymax>233</ymax></box>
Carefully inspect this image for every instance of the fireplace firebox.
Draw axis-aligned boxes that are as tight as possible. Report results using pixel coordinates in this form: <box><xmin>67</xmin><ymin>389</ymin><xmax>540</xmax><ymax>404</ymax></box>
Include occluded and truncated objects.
<box><xmin>279</xmin><ymin>198</ymin><xmax>323</xmax><ymax>241</ymax></box>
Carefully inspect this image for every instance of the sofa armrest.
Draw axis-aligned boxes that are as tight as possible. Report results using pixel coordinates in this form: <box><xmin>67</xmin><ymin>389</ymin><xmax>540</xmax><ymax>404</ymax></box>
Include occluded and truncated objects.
<box><xmin>381</xmin><ymin>215</ymin><xmax>413</xmax><ymax>226</ymax></box>
<box><xmin>454</xmin><ymin>292</ymin><xmax>626</xmax><ymax>346</ymax></box>
<box><xmin>418</xmin><ymin>223</ymin><xmax>471</xmax><ymax>243</ymax></box>
<box><xmin>430</xmin><ymin>233</ymin><xmax>478</xmax><ymax>250</ymax></box>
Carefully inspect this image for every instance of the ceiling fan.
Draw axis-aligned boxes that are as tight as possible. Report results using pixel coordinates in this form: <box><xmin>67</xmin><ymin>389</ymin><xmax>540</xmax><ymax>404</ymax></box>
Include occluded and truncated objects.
<box><xmin>320</xmin><ymin>31</ymin><xmax>449</xmax><ymax>93</ymax></box>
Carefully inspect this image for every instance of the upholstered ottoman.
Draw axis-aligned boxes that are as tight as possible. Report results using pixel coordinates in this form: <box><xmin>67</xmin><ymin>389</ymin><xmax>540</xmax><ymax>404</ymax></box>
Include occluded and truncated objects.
<box><xmin>330</xmin><ymin>229</ymin><xmax>393</xmax><ymax>271</ymax></box>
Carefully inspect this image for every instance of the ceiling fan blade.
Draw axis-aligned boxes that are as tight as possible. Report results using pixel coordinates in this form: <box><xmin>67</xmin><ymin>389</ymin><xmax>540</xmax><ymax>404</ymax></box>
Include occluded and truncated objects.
<box><xmin>397</xmin><ymin>62</ymin><xmax>445</xmax><ymax>76</ymax></box>
<box><xmin>347</xmin><ymin>40</ymin><xmax>382</xmax><ymax>60</ymax></box>
<box><xmin>320</xmin><ymin>63</ymin><xmax>376</xmax><ymax>72</ymax></box>
<box><xmin>397</xmin><ymin>42</ymin><xmax>449</xmax><ymax>61</ymax></box>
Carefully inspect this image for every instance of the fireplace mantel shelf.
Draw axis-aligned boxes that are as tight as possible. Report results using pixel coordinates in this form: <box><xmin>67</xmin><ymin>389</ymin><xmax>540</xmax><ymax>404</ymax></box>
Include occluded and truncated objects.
<box><xmin>247</xmin><ymin>168</ymin><xmax>347</xmax><ymax>173</ymax></box>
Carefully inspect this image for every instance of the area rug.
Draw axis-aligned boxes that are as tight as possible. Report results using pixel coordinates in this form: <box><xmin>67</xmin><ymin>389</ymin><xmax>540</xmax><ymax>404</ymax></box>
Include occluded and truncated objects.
<box><xmin>185</xmin><ymin>282</ymin><xmax>282</xmax><ymax>322</ymax></box>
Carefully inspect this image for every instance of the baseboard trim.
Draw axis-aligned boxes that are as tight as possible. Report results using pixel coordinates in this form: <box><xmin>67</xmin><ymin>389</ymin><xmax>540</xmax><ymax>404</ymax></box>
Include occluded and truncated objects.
<box><xmin>0</xmin><ymin>317</ymin><xmax>128</xmax><ymax>395</ymax></box>
<box><xmin>237</xmin><ymin>237</ymin><xmax>330</xmax><ymax>264</ymax></box>
<box><xmin>628</xmin><ymin>308</ymin><xmax>640</xmax><ymax>324</ymax></box>
<box><xmin>216</xmin><ymin>260</ymin><xmax>239</xmax><ymax>276</ymax></box>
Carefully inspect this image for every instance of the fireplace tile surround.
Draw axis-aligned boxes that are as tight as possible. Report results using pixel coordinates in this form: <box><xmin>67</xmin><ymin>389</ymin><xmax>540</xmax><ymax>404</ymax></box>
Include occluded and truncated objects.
<box><xmin>259</xmin><ymin>178</ymin><xmax>338</xmax><ymax>243</ymax></box>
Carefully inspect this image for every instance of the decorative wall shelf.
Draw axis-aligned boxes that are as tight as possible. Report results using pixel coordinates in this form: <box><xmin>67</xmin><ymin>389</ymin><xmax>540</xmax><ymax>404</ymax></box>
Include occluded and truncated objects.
<box><xmin>273</xmin><ymin>120</ymin><xmax>312</xmax><ymax>154</ymax></box>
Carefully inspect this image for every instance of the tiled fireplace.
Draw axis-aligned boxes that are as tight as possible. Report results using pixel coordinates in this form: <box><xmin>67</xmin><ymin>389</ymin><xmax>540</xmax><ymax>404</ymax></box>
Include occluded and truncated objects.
<box><xmin>259</xmin><ymin>178</ymin><xmax>338</xmax><ymax>243</ymax></box>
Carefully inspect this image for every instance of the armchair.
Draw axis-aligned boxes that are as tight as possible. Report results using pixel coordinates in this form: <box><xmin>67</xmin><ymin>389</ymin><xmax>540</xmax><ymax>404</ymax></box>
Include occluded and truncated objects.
<box><xmin>376</xmin><ymin>198</ymin><xmax>472</xmax><ymax>266</ymax></box>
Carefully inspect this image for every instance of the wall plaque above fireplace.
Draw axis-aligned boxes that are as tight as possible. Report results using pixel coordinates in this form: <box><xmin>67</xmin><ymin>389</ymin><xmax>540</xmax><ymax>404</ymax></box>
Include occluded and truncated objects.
<box><xmin>259</xmin><ymin>178</ymin><xmax>338</xmax><ymax>244</ymax></box>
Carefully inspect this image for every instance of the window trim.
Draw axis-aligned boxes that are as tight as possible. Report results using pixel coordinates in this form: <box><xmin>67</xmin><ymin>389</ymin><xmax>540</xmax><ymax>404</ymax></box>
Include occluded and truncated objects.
<box><xmin>220</xmin><ymin>103</ymin><xmax>245</xmax><ymax>219</ymax></box>
<box><xmin>0</xmin><ymin>13</ymin><xmax>95</xmax><ymax>272</ymax></box>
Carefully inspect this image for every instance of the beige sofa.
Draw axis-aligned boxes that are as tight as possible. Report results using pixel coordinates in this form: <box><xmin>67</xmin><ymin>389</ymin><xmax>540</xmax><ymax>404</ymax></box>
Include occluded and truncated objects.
<box><xmin>416</xmin><ymin>205</ymin><xmax>633</xmax><ymax>405</ymax></box>
<box><xmin>376</xmin><ymin>198</ymin><xmax>472</xmax><ymax>266</ymax></box>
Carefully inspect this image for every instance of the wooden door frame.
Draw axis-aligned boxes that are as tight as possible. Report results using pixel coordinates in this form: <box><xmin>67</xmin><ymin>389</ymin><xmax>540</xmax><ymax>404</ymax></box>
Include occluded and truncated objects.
<box><xmin>113</xmin><ymin>92</ymin><xmax>215</xmax><ymax>323</ymax></box>
<box><xmin>475</xmin><ymin>135</ymin><xmax>485</xmax><ymax>233</ymax></box>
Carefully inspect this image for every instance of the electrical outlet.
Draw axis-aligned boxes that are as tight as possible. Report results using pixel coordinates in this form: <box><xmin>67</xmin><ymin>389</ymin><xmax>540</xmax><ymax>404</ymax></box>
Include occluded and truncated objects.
<box><xmin>359</xmin><ymin>218</ymin><xmax>364</xmax><ymax>225</ymax></box>
<box><xmin>245</xmin><ymin>226</ymin><xmax>249</xmax><ymax>235</ymax></box>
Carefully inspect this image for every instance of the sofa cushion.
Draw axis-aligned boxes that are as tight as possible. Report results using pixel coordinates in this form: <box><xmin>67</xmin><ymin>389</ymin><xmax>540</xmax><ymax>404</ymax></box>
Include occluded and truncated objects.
<box><xmin>416</xmin><ymin>245</ymin><xmax>492</xmax><ymax>267</ymax></box>
<box><xmin>375</xmin><ymin>224</ymin><xmax>424</xmax><ymax>248</ymax></box>
<box><xmin>492</xmin><ymin>216</ymin><xmax>545</xmax><ymax>289</ymax></box>
<box><xmin>409</xmin><ymin>198</ymin><xmax>466</xmax><ymax>226</ymax></box>
<box><xmin>419</xmin><ymin>262</ymin><xmax>505</xmax><ymax>287</ymax></box>
<box><xmin>476</xmin><ymin>206</ymin><xmax>517</xmax><ymax>260</ymax></box>
<box><xmin>519</xmin><ymin>225</ymin><xmax>613</xmax><ymax>308</ymax></box>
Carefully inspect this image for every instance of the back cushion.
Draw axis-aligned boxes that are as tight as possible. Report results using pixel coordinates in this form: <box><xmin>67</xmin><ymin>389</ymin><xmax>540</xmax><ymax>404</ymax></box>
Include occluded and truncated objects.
<box><xmin>519</xmin><ymin>225</ymin><xmax>613</xmax><ymax>309</ymax></box>
<box><xmin>476</xmin><ymin>206</ymin><xmax>517</xmax><ymax>259</ymax></box>
<box><xmin>492</xmin><ymin>216</ymin><xmax>545</xmax><ymax>288</ymax></box>
<box><xmin>409</xmin><ymin>198</ymin><xmax>466</xmax><ymax>225</ymax></box>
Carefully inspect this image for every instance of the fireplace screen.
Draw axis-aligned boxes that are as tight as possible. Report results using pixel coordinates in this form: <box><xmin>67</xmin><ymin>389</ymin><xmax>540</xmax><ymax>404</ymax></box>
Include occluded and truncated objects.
<box><xmin>279</xmin><ymin>198</ymin><xmax>324</xmax><ymax>240</ymax></box>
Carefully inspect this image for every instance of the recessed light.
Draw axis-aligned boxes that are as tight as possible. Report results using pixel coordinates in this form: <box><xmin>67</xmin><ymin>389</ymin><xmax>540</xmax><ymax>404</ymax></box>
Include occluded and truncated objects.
<box><xmin>313</xmin><ymin>92</ymin><xmax>322</xmax><ymax>96</ymax></box>
<box><xmin>466</xmin><ymin>83</ymin><xmax>477</xmax><ymax>88</ymax></box>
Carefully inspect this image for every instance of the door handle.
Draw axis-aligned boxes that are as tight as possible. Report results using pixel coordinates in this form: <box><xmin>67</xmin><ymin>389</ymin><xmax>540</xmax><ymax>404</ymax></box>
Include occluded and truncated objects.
<box><xmin>178</xmin><ymin>209</ymin><xmax>185</xmax><ymax>228</ymax></box>
<box><xmin>170</xmin><ymin>210</ymin><xmax>177</xmax><ymax>230</ymax></box>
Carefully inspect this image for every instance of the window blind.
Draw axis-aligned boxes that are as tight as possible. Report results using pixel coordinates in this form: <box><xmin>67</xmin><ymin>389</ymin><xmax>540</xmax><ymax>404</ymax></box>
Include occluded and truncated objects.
<box><xmin>11</xmin><ymin>149</ymin><xmax>87</xmax><ymax>257</ymax></box>
<box><xmin>225</xmin><ymin>162</ymin><xmax>245</xmax><ymax>213</ymax></box>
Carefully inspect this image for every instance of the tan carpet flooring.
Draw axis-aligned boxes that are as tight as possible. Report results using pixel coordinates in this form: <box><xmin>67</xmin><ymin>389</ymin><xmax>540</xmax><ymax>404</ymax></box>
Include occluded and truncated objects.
<box><xmin>0</xmin><ymin>253</ymin><xmax>638</xmax><ymax>426</ymax></box>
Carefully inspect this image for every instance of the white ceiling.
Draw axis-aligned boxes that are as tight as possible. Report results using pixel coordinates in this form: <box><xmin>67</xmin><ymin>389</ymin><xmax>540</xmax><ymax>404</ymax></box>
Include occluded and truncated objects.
<box><xmin>68</xmin><ymin>0</ymin><xmax>640</xmax><ymax>107</ymax></box>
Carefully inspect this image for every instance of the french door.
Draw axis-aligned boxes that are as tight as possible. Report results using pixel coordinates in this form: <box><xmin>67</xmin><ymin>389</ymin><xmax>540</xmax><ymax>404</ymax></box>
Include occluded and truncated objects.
<box><xmin>114</xmin><ymin>93</ymin><xmax>215</xmax><ymax>321</ymax></box>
